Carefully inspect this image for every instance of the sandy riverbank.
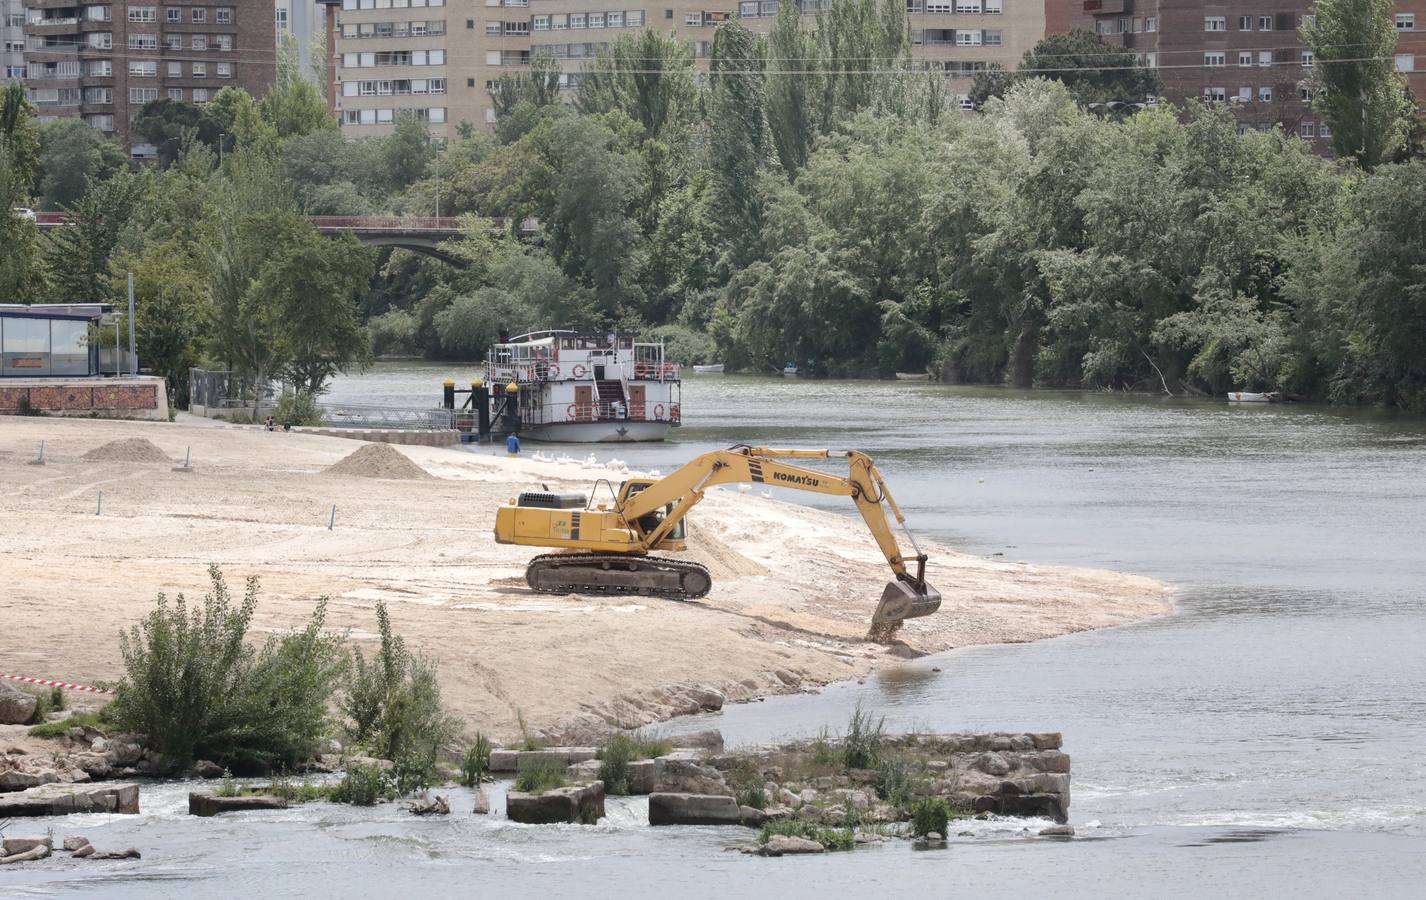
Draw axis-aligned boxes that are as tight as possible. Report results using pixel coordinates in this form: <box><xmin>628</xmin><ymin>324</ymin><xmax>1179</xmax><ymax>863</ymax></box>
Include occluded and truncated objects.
<box><xmin>0</xmin><ymin>417</ymin><xmax>1170</xmax><ymax>742</ymax></box>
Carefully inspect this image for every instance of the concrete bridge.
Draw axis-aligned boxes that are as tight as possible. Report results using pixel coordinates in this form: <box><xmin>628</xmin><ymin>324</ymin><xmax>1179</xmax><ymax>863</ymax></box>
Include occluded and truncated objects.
<box><xmin>31</xmin><ymin>213</ymin><xmax>528</xmax><ymax>268</ymax></box>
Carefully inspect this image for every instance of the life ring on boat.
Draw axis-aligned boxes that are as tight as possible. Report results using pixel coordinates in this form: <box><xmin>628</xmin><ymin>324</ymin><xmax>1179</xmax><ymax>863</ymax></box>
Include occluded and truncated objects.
<box><xmin>634</xmin><ymin>362</ymin><xmax>648</xmax><ymax>378</ymax></box>
<box><xmin>571</xmin><ymin>364</ymin><xmax>588</xmax><ymax>378</ymax></box>
<box><xmin>567</xmin><ymin>403</ymin><xmax>578</xmax><ymax>419</ymax></box>
<box><xmin>653</xmin><ymin>403</ymin><xmax>665</xmax><ymax>420</ymax></box>
<box><xmin>547</xmin><ymin>363</ymin><xmax>560</xmax><ymax>379</ymax></box>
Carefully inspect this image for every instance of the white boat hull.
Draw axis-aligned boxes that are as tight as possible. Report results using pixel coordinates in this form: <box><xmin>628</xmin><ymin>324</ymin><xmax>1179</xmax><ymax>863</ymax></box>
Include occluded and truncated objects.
<box><xmin>1227</xmin><ymin>391</ymin><xmax>1272</xmax><ymax>402</ymax></box>
<box><xmin>691</xmin><ymin>364</ymin><xmax>724</xmax><ymax>374</ymax></box>
<box><xmin>521</xmin><ymin>421</ymin><xmax>672</xmax><ymax>443</ymax></box>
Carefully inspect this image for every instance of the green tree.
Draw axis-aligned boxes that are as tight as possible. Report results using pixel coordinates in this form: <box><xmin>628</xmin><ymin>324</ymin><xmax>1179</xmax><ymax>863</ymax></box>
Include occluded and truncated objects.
<box><xmin>1</xmin><ymin>83</ymin><xmax>41</xmax><ymax>199</ymax></box>
<box><xmin>575</xmin><ymin>29</ymin><xmax>697</xmax><ymax>142</ymax></box>
<box><xmin>708</xmin><ymin>20</ymin><xmax>769</xmax><ymax>269</ymax></box>
<box><xmin>259</xmin><ymin>34</ymin><xmax>337</xmax><ymax>139</ymax></box>
<box><xmin>33</xmin><ymin>120</ymin><xmax>127</xmax><ymax>210</ymax></box>
<box><xmin>45</xmin><ymin>171</ymin><xmax>151</xmax><ymax>303</ymax></box>
<box><xmin>976</xmin><ymin>30</ymin><xmax>1160</xmax><ymax>108</ymax></box>
<box><xmin>112</xmin><ymin>241</ymin><xmax>208</xmax><ymax>404</ymax></box>
<box><xmin>766</xmin><ymin>0</ymin><xmax>822</xmax><ymax>177</ymax></box>
<box><xmin>382</xmin><ymin>111</ymin><xmax>433</xmax><ymax>193</ymax></box>
<box><xmin>1303</xmin><ymin>0</ymin><xmax>1412</xmax><ymax>169</ymax></box>
<box><xmin>132</xmin><ymin>98</ymin><xmax>223</xmax><ymax>167</ymax></box>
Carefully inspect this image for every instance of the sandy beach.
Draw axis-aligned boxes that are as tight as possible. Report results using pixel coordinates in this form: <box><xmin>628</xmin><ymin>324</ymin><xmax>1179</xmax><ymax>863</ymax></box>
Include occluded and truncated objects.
<box><xmin>0</xmin><ymin>416</ymin><xmax>1170</xmax><ymax>742</ymax></box>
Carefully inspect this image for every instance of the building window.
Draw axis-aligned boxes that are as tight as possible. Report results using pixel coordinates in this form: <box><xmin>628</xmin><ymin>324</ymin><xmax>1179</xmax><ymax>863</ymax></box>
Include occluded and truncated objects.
<box><xmin>1203</xmin><ymin>87</ymin><xmax>1225</xmax><ymax>102</ymax></box>
<box><xmin>608</xmin><ymin>12</ymin><xmax>622</xmax><ymax>27</ymax></box>
<box><xmin>193</xmin><ymin>88</ymin><xmax>209</xmax><ymax>103</ymax></box>
<box><xmin>193</xmin><ymin>62</ymin><xmax>206</xmax><ymax>77</ymax></box>
<box><xmin>128</xmin><ymin>6</ymin><xmax>156</xmax><ymax>22</ymax></box>
<box><xmin>129</xmin><ymin>59</ymin><xmax>157</xmax><ymax>77</ymax></box>
<box><xmin>128</xmin><ymin>34</ymin><xmax>158</xmax><ymax>50</ymax></box>
<box><xmin>167</xmin><ymin>7</ymin><xmax>181</xmax><ymax>22</ymax></box>
<box><xmin>192</xmin><ymin>8</ymin><xmax>207</xmax><ymax>22</ymax></box>
<box><xmin>627</xmin><ymin>10</ymin><xmax>643</xmax><ymax>26</ymax></box>
<box><xmin>1302</xmin><ymin>51</ymin><xmax>1314</xmax><ymax>68</ymax></box>
<box><xmin>1144</xmin><ymin>15</ymin><xmax>1154</xmax><ymax>32</ymax></box>
<box><xmin>983</xmin><ymin>30</ymin><xmax>1001</xmax><ymax>47</ymax></box>
<box><xmin>216</xmin><ymin>8</ymin><xmax>232</xmax><ymax>24</ymax></box>
<box><xmin>1204</xmin><ymin>16</ymin><xmax>1225</xmax><ymax>32</ymax></box>
<box><xmin>1237</xmin><ymin>86</ymin><xmax>1251</xmax><ymax>101</ymax></box>
<box><xmin>1398</xmin><ymin>14</ymin><xmax>1416</xmax><ymax>31</ymax></box>
<box><xmin>486</xmin><ymin>21</ymin><xmax>501</xmax><ymax>34</ymax></box>
<box><xmin>1258</xmin><ymin>86</ymin><xmax>1272</xmax><ymax>102</ymax></box>
<box><xmin>571</xmin><ymin>12</ymin><xmax>586</xmax><ymax>27</ymax></box>
<box><xmin>985</xmin><ymin>0</ymin><xmax>1001</xmax><ymax>12</ymax></box>
<box><xmin>1204</xmin><ymin>52</ymin><xmax>1225</xmax><ymax>67</ymax></box>
<box><xmin>168</xmin><ymin>61</ymin><xmax>181</xmax><ymax>76</ymax></box>
<box><xmin>167</xmin><ymin>35</ymin><xmax>182</xmax><ymax>50</ymax></box>
<box><xmin>193</xmin><ymin>36</ymin><xmax>208</xmax><ymax>50</ymax></box>
<box><xmin>685</xmin><ymin>12</ymin><xmax>702</xmax><ymax>26</ymax></box>
<box><xmin>1258</xmin><ymin>15</ymin><xmax>1273</xmax><ymax>31</ymax></box>
<box><xmin>954</xmin><ymin>0</ymin><xmax>981</xmax><ymax>12</ymax></box>
<box><xmin>1320</xmin><ymin>124</ymin><xmax>1331</xmax><ymax>138</ymax></box>
<box><xmin>1397</xmin><ymin>54</ymin><xmax>1416</xmax><ymax>72</ymax></box>
<box><xmin>1239</xmin><ymin>51</ymin><xmax>1253</xmax><ymax>67</ymax></box>
<box><xmin>217</xmin><ymin>62</ymin><xmax>231</xmax><ymax>77</ymax></box>
<box><xmin>1259</xmin><ymin>51</ymin><xmax>1272</xmax><ymax>67</ymax></box>
<box><xmin>533</xmin><ymin>15</ymin><xmax>549</xmax><ymax>30</ymax></box>
<box><xmin>129</xmin><ymin>87</ymin><xmax>159</xmax><ymax>104</ymax></box>
<box><xmin>167</xmin><ymin>88</ymin><xmax>183</xmax><ymax>101</ymax></box>
<box><xmin>1300</xmin><ymin>122</ymin><xmax>1316</xmax><ymax>138</ymax></box>
<box><xmin>1237</xmin><ymin>15</ymin><xmax>1251</xmax><ymax>30</ymax></box>
<box><xmin>215</xmin><ymin>35</ymin><xmax>232</xmax><ymax>50</ymax></box>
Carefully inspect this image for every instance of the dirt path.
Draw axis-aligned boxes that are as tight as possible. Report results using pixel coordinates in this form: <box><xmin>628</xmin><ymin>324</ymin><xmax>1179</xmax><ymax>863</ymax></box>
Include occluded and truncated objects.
<box><xmin>0</xmin><ymin>417</ymin><xmax>1171</xmax><ymax>742</ymax></box>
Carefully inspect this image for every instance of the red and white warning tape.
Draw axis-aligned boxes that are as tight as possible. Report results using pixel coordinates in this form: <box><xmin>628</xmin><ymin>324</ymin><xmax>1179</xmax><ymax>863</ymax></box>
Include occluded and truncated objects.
<box><xmin>0</xmin><ymin>673</ymin><xmax>113</xmax><ymax>695</ymax></box>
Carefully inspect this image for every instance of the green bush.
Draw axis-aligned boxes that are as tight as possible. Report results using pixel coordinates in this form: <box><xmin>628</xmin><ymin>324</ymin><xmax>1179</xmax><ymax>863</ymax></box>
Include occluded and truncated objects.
<box><xmin>261</xmin><ymin>774</ymin><xmax>332</xmax><ymax>804</ymax></box>
<box><xmin>215</xmin><ymin>770</ymin><xmax>242</xmax><ymax>798</ymax></box>
<box><xmin>273</xmin><ymin>390</ymin><xmax>322</xmax><ymax>427</ymax></box>
<box><xmin>731</xmin><ymin>760</ymin><xmax>766</xmax><ymax>810</ymax></box>
<box><xmin>107</xmin><ymin>566</ymin><xmax>348</xmax><ymax>773</ymax></box>
<box><xmin>340</xmin><ymin>602</ymin><xmax>461</xmax><ymax>793</ymax></box>
<box><xmin>330</xmin><ymin>762</ymin><xmax>396</xmax><ymax>806</ymax></box>
<box><xmin>460</xmin><ymin>732</ymin><xmax>492</xmax><ymax>787</ymax></box>
<box><xmin>910</xmin><ymin>797</ymin><xmax>950</xmax><ymax>838</ymax></box>
<box><xmin>24</xmin><ymin>688</ymin><xmax>53</xmax><ymax>726</ymax></box>
<box><xmin>49</xmin><ymin>686</ymin><xmax>65</xmax><ymax>712</ymax></box>
<box><xmin>875</xmin><ymin>751</ymin><xmax>929</xmax><ymax>810</ymax></box>
<box><xmin>841</xmin><ymin>704</ymin><xmax>885</xmax><ymax>770</ymax></box>
<box><xmin>597</xmin><ymin>733</ymin><xmax>635</xmax><ymax>795</ymax></box>
<box><xmin>514</xmin><ymin>756</ymin><xmax>568</xmax><ymax>794</ymax></box>
<box><xmin>516</xmin><ymin>709</ymin><xmax>540</xmax><ymax>751</ymax></box>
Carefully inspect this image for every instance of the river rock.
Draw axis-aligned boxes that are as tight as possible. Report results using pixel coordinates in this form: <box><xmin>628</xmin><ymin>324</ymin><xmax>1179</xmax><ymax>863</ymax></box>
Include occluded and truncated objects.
<box><xmin>648</xmin><ymin>792</ymin><xmax>742</xmax><ymax>826</ymax></box>
<box><xmin>977</xmin><ymin>752</ymin><xmax>1011</xmax><ymax>776</ymax></box>
<box><xmin>739</xmin><ymin>805</ymin><xmax>768</xmax><ymax>827</ymax></box>
<box><xmin>653</xmin><ymin>757</ymin><xmax>729</xmax><ymax>795</ymax></box>
<box><xmin>1030</xmin><ymin>733</ymin><xmax>1063</xmax><ymax>750</ymax></box>
<box><xmin>2</xmin><ymin>836</ymin><xmax>52</xmax><ymax>855</ymax></box>
<box><xmin>0</xmin><ymin>782</ymin><xmax>139</xmax><ymax>817</ymax></box>
<box><xmin>71</xmin><ymin>753</ymin><xmax>112</xmax><ymax>777</ymax></box>
<box><xmin>569</xmin><ymin>759</ymin><xmax>603</xmax><ymax>781</ymax></box>
<box><xmin>188</xmin><ymin>760</ymin><xmax>225</xmax><ymax>779</ymax></box>
<box><xmin>0</xmin><ymin>843</ymin><xmax>50</xmax><ymax>865</ymax></box>
<box><xmin>488</xmin><ymin>747</ymin><xmax>597</xmax><ymax>773</ymax></box>
<box><xmin>85</xmin><ymin>847</ymin><xmax>141</xmax><ymax>860</ymax></box>
<box><xmin>71</xmin><ymin>842</ymin><xmax>95</xmax><ymax>858</ymax></box>
<box><xmin>506</xmin><ymin>782</ymin><xmax>605</xmax><ymax>825</ymax></box>
<box><xmin>777</xmin><ymin>788</ymin><xmax>802</xmax><ymax>809</ymax></box>
<box><xmin>62</xmin><ymin>836</ymin><xmax>91</xmax><ymax>852</ymax></box>
<box><xmin>674</xmin><ymin>729</ymin><xmax>725</xmax><ymax>752</ymax></box>
<box><xmin>1039</xmin><ymin>824</ymin><xmax>1075</xmax><ymax>837</ymax></box>
<box><xmin>759</xmin><ymin>835</ymin><xmax>825</xmax><ymax>856</ymax></box>
<box><xmin>188</xmin><ymin>793</ymin><xmax>289</xmax><ymax>817</ymax></box>
<box><xmin>471</xmin><ymin>787</ymin><xmax>490</xmax><ymax>815</ymax></box>
<box><xmin>0</xmin><ymin>684</ymin><xmax>37</xmax><ymax>725</ymax></box>
<box><xmin>406</xmin><ymin>793</ymin><xmax>450</xmax><ymax>815</ymax></box>
<box><xmin>0</xmin><ymin>770</ymin><xmax>54</xmax><ymax>792</ymax></box>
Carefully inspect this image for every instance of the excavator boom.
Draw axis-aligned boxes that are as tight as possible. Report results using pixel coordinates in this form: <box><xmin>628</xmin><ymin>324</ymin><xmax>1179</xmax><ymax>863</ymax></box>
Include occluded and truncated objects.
<box><xmin>493</xmin><ymin>445</ymin><xmax>942</xmax><ymax>636</ymax></box>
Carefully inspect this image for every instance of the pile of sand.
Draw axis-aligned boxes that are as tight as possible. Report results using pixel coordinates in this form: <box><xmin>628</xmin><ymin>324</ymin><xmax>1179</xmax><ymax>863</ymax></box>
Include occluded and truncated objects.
<box><xmin>82</xmin><ymin>438</ymin><xmax>172</xmax><ymax>464</ymax></box>
<box><xmin>323</xmin><ymin>443</ymin><xmax>434</xmax><ymax>480</ymax></box>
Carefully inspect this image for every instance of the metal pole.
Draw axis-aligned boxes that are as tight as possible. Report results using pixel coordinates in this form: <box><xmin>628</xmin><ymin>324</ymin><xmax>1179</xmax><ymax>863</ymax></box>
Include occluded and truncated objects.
<box><xmin>328</xmin><ymin>504</ymin><xmax>336</xmax><ymax>530</ymax></box>
<box><xmin>127</xmin><ymin>271</ymin><xmax>136</xmax><ymax>375</ymax></box>
<box><xmin>114</xmin><ymin>314</ymin><xmax>120</xmax><ymax>377</ymax></box>
<box><xmin>96</xmin><ymin>491</ymin><xmax>102</xmax><ymax>515</ymax></box>
<box><xmin>219</xmin><ymin>132</ymin><xmax>225</xmax><ymax>165</ymax></box>
<box><xmin>434</xmin><ymin>162</ymin><xmax>440</xmax><ymax>219</ymax></box>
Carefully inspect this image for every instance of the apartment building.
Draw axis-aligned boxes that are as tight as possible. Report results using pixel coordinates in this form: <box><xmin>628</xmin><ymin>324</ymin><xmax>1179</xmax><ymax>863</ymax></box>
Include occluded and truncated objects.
<box><xmin>1396</xmin><ymin>0</ymin><xmax>1424</xmax><ymax>106</ymax></box>
<box><xmin>20</xmin><ymin>0</ymin><xmax>276</xmax><ymax>156</ymax></box>
<box><xmin>3</xmin><ymin>0</ymin><xmax>24</xmax><ymax>80</ymax></box>
<box><xmin>334</xmin><ymin>0</ymin><xmax>1052</xmax><ymax>135</ymax></box>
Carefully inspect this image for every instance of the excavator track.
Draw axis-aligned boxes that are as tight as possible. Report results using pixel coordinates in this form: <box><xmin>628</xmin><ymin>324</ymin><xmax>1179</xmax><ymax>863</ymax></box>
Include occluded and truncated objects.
<box><xmin>525</xmin><ymin>553</ymin><xmax>713</xmax><ymax>600</ymax></box>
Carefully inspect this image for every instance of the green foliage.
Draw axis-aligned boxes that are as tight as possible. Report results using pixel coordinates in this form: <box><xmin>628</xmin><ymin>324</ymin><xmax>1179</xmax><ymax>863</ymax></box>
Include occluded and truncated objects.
<box><xmin>34</xmin><ymin>119</ymin><xmax>127</xmax><ymax>210</ymax></box>
<box><xmin>260</xmin><ymin>774</ymin><xmax>332</xmax><ymax>804</ymax></box>
<box><xmin>575</xmin><ymin>29</ymin><xmax>697</xmax><ymax>142</ymax></box>
<box><xmin>1303</xmin><ymin>0</ymin><xmax>1413</xmax><ymax>169</ymax></box>
<box><xmin>841</xmin><ymin>704</ymin><xmax>885</xmax><ymax>770</ymax></box>
<box><xmin>28</xmin><ymin>712</ymin><xmax>106</xmax><ymax>738</ymax></box>
<box><xmin>910</xmin><ymin>796</ymin><xmax>951</xmax><ymax>838</ymax></box>
<box><xmin>597</xmin><ymin>732</ymin><xmax>636</xmax><ymax>795</ymax></box>
<box><xmin>758</xmin><ymin>817</ymin><xmax>854</xmax><ymax>851</ymax></box>
<box><xmin>23</xmin><ymin>688</ymin><xmax>53</xmax><ymax>725</ymax></box>
<box><xmin>874</xmin><ymin>751</ymin><xmax>930</xmax><ymax>810</ymax></box>
<box><xmin>987</xmin><ymin>29</ymin><xmax>1161</xmax><ymax>108</ymax></box>
<box><xmin>340</xmin><ymin>601</ymin><xmax>461</xmax><ymax>793</ymax></box>
<box><xmin>514</xmin><ymin>755</ymin><xmax>568</xmax><ymax>794</ymax></box>
<box><xmin>131</xmin><ymin>99</ymin><xmax>225</xmax><ymax>167</ymax></box>
<box><xmin>259</xmin><ymin>34</ymin><xmax>337</xmax><ymax>139</ymax></box>
<box><xmin>330</xmin><ymin>762</ymin><xmax>397</xmax><ymax>806</ymax></box>
<box><xmin>460</xmin><ymin>733</ymin><xmax>492</xmax><ymax>787</ymax></box>
<box><xmin>107</xmin><ymin>565</ymin><xmax>348</xmax><ymax>772</ymax></box>
<box><xmin>274</xmin><ymin>389</ymin><xmax>323</xmax><ymax>427</ymax></box>
<box><xmin>215</xmin><ymin>770</ymin><xmax>241</xmax><ymax>797</ymax></box>
<box><xmin>731</xmin><ymin>760</ymin><xmax>767</xmax><ymax>810</ymax></box>
<box><xmin>516</xmin><ymin>709</ymin><xmax>540</xmax><ymax>751</ymax></box>
<box><xmin>49</xmin><ymin>686</ymin><xmax>65</xmax><ymax>712</ymax></box>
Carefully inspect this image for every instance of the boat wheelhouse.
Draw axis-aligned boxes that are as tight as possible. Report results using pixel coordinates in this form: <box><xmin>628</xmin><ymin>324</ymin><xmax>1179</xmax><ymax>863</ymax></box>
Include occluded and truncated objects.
<box><xmin>485</xmin><ymin>331</ymin><xmax>681</xmax><ymax>442</ymax></box>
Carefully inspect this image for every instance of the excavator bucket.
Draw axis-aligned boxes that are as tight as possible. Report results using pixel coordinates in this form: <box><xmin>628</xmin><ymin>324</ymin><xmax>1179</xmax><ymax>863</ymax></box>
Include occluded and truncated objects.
<box><xmin>871</xmin><ymin>579</ymin><xmax>942</xmax><ymax>626</ymax></box>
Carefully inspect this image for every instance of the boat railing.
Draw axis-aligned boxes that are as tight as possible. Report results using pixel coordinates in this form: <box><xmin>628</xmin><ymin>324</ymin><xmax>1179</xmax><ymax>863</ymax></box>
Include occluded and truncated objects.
<box><xmin>515</xmin><ymin>400</ymin><xmax>680</xmax><ymax>426</ymax></box>
<box><xmin>487</xmin><ymin>360</ymin><xmax>681</xmax><ymax>383</ymax></box>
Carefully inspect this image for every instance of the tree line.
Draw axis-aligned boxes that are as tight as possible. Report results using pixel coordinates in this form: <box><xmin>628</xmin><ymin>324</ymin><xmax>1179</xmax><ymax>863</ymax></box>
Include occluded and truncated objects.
<box><xmin>2</xmin><ymin>0</ymin><xmax>1424</xmax><ymax>410</ymax></box>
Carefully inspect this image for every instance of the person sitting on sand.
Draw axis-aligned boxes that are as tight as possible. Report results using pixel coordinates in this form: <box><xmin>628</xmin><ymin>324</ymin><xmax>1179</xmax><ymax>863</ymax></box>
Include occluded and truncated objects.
<box><xmin>265</xmin><ymin>415</ymin><xmax>277</xmax><ymax>432</ymax></box>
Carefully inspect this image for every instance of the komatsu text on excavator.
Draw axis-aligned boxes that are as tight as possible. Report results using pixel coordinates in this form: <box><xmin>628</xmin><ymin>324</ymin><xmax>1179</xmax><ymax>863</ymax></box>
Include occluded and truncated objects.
<box><xmin>493</xmin><ymin>445</ymin><xmax>942</xmax><ymax>636</ymax></box>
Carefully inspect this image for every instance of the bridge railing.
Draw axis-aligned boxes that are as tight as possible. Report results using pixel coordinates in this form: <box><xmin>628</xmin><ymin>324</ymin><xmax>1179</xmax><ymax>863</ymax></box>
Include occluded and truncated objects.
<box><xmin>309</xmin><ymin>215</ymin><xmax>465</xmax><ymax>231</ymax></box>
<box><xmin>316</xmin><ymin>402</ymin><xmax>456</xmax><ymax>431</ymax></box>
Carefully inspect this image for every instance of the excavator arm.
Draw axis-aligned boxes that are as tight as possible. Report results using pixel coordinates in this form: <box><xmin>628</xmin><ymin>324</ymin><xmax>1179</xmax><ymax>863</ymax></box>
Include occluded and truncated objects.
<box><xmin>619</xmin><ymin>446</ymin><xmax>941</xmax><ymax>631</ymax></box>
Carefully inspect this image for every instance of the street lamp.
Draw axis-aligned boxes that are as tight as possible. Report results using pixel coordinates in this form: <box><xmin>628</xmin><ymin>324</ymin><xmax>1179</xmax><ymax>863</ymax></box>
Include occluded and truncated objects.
<box><xmin>218</xmin><ymin>132</ymin><xmax>226</xmax><ymax>165</ymax></box>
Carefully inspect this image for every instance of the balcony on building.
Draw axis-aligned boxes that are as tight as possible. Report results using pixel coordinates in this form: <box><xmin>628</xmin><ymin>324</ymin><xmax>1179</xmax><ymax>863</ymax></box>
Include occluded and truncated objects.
<box><xmin>1082</xmin><ymin>0</ymin><xmax>1130</xmax><ymax>15</ymax></box>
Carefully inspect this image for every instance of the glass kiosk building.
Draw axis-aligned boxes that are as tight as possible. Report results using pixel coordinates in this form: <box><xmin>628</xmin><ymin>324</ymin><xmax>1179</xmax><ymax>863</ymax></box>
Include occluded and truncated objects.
<box><xmin>0</xmin><ymin>305</ymin><xmax>105</xmax><ymax>378</ymax></box>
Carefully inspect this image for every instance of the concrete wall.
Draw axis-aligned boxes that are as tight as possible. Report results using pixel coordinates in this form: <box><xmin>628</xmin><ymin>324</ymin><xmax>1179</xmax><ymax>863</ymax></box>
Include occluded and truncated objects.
<box><xmin>0</xmin><ymin>376</ymin><xmax>169</xmax><ymax>421</ymax></box>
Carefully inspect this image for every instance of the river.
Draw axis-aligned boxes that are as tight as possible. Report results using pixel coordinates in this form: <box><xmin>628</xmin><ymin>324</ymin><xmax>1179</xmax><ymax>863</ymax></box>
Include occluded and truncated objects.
<box><xmin>10</xmin><ymin>363</ymin><xmax>1425</xmax><ymax>898</ymax></box>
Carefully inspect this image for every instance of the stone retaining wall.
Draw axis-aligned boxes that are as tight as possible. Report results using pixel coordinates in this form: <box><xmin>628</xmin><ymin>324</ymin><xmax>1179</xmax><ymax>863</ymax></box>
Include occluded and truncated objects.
<box><xmin>293</xmin><ymin>427</ymin><xmax>460</xmax><ymax>447</ymax></box>
<box><xmin>0</xmin><ymin>377</ymin><xmax>168</xmax><ymax>421</ymax></box>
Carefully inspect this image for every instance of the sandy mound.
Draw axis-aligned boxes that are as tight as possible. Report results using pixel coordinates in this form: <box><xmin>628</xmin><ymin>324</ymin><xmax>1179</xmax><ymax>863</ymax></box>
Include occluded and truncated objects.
<box><xmin>684</xmin><ymin>521</ymin><xmax>770</xmax><ymax>579</ymax></box>
<box><xmin>323</xmin><ymin>443</ymin><xmax>434</xmax><ymax>480</ymax></box>
<box><xmin>82</xmin><ymin>438</ymin><xmax>172</xmax><ymax>464</ymax></box>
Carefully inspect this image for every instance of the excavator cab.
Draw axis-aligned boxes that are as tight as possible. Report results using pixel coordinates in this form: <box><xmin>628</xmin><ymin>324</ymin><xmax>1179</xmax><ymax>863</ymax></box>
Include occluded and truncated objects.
<box><xmin>621</xmin><ymin>481</ymin><xmax>686</xmax><ymax>547</ymax></box>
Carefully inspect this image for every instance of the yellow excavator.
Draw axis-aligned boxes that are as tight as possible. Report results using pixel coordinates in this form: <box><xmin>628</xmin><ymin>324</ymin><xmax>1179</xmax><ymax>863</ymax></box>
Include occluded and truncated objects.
<box><xmin>493</xmin><ymin>445</ymin><xmax>942</xmax><ymax>636</ymax></box>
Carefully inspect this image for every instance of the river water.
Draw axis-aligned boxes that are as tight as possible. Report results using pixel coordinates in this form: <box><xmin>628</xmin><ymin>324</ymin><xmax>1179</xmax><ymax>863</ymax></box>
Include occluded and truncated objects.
<box><xmin>10</xmin><ymin>363</ymin><xmax>1425</xmax><ymax>898</ymax></box>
